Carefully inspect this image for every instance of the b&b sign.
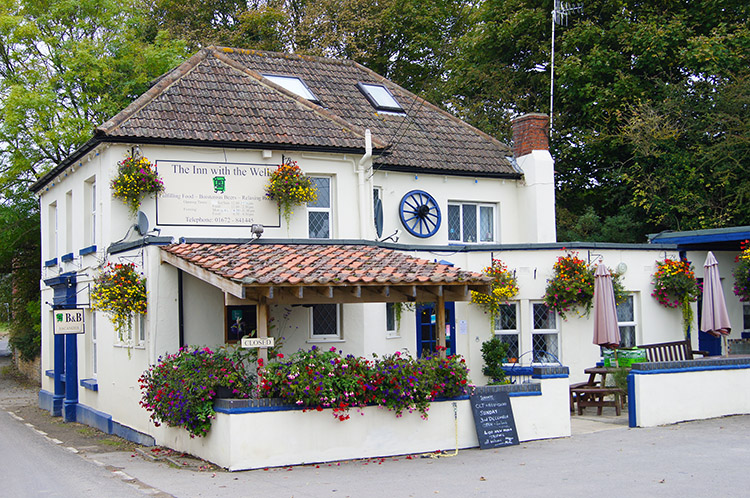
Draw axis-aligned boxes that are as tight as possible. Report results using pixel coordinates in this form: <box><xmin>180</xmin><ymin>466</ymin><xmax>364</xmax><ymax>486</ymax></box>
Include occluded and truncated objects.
<box><xmin>54</xmin><ymin>309</ymin><xmax>85</xmax><ymax>335</ymax></box>
<box><xmin>241</xmin><ymin>337</ymin><xmax>274</xmax><ymax>348</ymax></box>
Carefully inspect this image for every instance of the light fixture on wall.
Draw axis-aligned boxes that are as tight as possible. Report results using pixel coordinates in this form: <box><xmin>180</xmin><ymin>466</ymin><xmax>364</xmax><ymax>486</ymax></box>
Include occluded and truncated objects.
<box><xmin>251</xmin><ymin>224</ymin><xmax>264</xmax><ymax>239</ymax></box>
<box><xmin>379</xmin><ymin>229</ymin><xmax>400</xmax><ymax>243</ymax></box>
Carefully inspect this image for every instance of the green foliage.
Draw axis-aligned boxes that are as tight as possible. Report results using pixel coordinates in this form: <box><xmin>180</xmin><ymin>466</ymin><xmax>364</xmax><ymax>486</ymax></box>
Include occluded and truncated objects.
<box><xmin>733</xmin><ymin>241</ymin><xmax>750</xmax><ymax>302</ymax></box>
<box><xmin>447</xmin><ymin>0</ymin><xmax>750</xmax><ymax>238</ymax></box>
<box><xmin>139</xmin><ymin>346</ymin><xmax>254</xmax><ymax>437</ymax></box>
<box><xmin>259</xmin><ymin>347</ymin><xmax>471</xmax><ymax>421</ymax></box>
<box><xmin>480</xmin><ymin>336</ymin><xmax>509</xmax><ymax>385</ymax></box>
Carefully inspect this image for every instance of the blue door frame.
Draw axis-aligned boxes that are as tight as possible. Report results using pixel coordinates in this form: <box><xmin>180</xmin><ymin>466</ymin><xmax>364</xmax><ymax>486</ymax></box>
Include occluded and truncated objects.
<box><xmin>416</xmin><ymin>302</ymin><xmax>456</xmax><ymax>357</ymax></box>
<box><xmin>697</xmin><ymin>283</ymin><xmax>722</xmax><ymax>356</ymax></box>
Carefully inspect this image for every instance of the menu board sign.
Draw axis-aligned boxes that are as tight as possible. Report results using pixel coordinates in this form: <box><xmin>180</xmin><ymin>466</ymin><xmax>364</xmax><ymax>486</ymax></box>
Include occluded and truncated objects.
<box><xmin>469</xmin><ymin>391</ymin><xmax>519</xmax><ymax>449</ymax></box>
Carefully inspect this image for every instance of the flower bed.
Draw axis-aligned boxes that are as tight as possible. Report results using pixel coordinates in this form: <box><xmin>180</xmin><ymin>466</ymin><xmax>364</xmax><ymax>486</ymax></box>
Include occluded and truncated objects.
<box><xmin>258</xmin><ymin>347</ymin><xmax>471</xmax><ymax>421</ymax></box>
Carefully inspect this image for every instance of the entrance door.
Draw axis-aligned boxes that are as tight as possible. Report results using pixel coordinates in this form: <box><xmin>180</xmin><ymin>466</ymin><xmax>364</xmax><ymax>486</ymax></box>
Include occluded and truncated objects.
<box><xmin>416</xmin><ymin>302</ymin><xmax>456</xmax><ymax>357</ymax></box>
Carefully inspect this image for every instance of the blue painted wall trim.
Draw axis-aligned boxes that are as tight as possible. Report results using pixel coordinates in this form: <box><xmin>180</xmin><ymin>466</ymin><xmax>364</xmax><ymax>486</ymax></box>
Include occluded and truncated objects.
<box><xmin>39</xmin><ymin>390</ymin><xmax>54</xmax><ymax>412</ymax></box>
<box><xmin>532</xmin><ymin>373</ymin><xmax>570</xmax><ymax>379</ymax></box>
<box><xmin>79</xmin><ymin>245</ymin><xmax>97</xmax><ymax>256</ymax></box>
<box><xmin>60</xmin><ymin>252</ymin><xmax>74</xmax><ymax>262</ymax></box>
<box><xmin>630</xmin><ymin>363</ymin><xmax>750</xmax><ymax>375</ymax></box>
<box><xmin>112</xmin><ymin>422</ymin><xmax>156</xmax><ymax>446</ymax></box>
<box><xmin>44</xmin><ymin>258</ymin><xmax>58</xmax><ymax>267</ymax></box>
<box><xmin>627</xmin><ymin>373</ymin><xmax>637</xmax><ymax>428</ymax></box>
<box><xmin>508</xmin><ymin>391</ymin><xmax>542</xmax><ymax>397</ymax></box>
<box><xmin>80</xmin><ymin>378</ymin><xmax>98</xmax><ymax>391</ymax></box>
<box><xmin>75</xmin><ymin>404</ymin><xmax>112</xmax><ymax>434</ymax></box>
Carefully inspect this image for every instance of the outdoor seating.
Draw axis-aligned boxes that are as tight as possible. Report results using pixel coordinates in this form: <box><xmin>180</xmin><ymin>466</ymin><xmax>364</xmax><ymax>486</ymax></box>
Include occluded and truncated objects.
<box><xmin>570</xmin><ymin>366</ymin><xmax>626</xmax><ymax>415</ymax></box>
<box><xmin>637</xmin><ymin>339</ymin><xmax>709</xmax><ymax>362</ymax></box>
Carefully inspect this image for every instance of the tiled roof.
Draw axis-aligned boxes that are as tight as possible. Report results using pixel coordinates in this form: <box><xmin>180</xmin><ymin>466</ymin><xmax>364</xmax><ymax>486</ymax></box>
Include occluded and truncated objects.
<box><xmin>97</xmin><ymin>47</ymin><xmax>519</xmax><ymax>177</ymax></box>
<box><xmin>161</xmin><ymin>242</ymin><xmax>490</xmax><ymax>286</ymax></box>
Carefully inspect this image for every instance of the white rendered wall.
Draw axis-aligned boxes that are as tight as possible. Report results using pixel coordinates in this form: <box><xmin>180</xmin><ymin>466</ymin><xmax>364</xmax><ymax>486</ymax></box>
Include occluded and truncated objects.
<box><xmin>631</xmin><ymin>365</ymin><xmax>750</xmax><ymax>427</ymax></box>
<box><xmin>155</xmin><ymin>376</ymin><xmax>570</xmax><ymax>471</ymax></box>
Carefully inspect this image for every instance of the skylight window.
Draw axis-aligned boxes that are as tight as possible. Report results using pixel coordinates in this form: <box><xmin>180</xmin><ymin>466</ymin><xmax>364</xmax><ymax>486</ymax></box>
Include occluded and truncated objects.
<box><xmin>357</xmin><ymin>83</ymin><xmax>404</xmax><ymax>113</ymax></box>
<box><xmin>263</xmin><ymin>74</ymin><xmax>320</xmax><ymax>104</ymax></box>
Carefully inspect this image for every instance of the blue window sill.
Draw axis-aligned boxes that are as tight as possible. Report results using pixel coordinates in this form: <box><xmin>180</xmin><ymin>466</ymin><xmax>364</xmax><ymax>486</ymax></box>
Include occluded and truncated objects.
<box><xmin>80</xmin><ymin>378</ymin><xmax>98</xmax><ymax>391</ymax></box>
<box><xmin>79</xmin><ymin>245</ymin><xmax>97</xmax><ymax>256</ymax></box>
<box><xmin>61</xmin><ymin>253</ymin><xmax>74</xmax><ymax>262</ymax></box>
<box><xmin>45</xmin><ymin>370</ymin><xmax>65</xmax><ymax>383</ymax></box>
<box><xmin>44</xmin><ymin>258</ymin><xmax>58</xmax><ymax>267</ymax></box>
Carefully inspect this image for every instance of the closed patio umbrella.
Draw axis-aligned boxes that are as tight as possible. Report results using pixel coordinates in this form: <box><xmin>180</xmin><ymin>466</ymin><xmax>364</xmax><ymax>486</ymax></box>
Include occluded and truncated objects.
<box><xmin>593</xmin><ymin>263</ymin><xmax>620</xmax><ymax>348</ymax></box>
<box><xmin>701</xmin><ymin>251</ymin><xmax>731</xmax><ymax>342</ymax></box>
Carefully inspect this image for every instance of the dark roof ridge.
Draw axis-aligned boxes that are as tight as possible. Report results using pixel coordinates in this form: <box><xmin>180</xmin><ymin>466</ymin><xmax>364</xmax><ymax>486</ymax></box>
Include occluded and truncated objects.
<box><xmin>347</xmin><ymin>60</ymin><xmax>513</xmax><ymax>154</ymax></box>
<box><xmin>208</xmin><ymin>47</ymin><xmax>387</xmax><ymax>149</ymax></box>
<box><xmin>212</xmin><ymin>46</ymin><xmax>357</xmax><ymax>69</ymax></box>
<box><xmin>96</xmin><ymin>48</ymin><xmax>213</xmax><ymax>136</ymax></box>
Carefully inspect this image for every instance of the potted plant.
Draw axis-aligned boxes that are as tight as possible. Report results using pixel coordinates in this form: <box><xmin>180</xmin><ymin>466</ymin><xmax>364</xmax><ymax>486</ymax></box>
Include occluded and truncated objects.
<box><xmin>470</xmin><ymin>259</ymin><xmax>519</xmax><ymax>321</ymax></box>
<box><xmin>651</xmin><ymin>258</ymin><xmax>701</xmax><ymax>336</ymax></box>
<box><xmin>481</xmin><ymin>336</ymin><xmax>510</xmax><ymax>385</ymax></box>
<box><xmin>90</xmin><ymin>262</ymin><xmax>147</xmax><ymax>343</ymax></box>
<box><xmin>543</xmin><ymin>250</ymin><xmax>627</xmax><ymax>319</ymax></box>
<box><xmin>733</xmin><ymin>240</ymin><xmax>750</xmax><ymax>301</ymax></box>
<box><xmin>264</xmin><ymin>158</ymin><xmax>317</xmax><ymax>226</ymax></box>
<box><xmin>110</xmin><ymin>154</ymin><xmax>164</xmax><ymax>217</ymax></box>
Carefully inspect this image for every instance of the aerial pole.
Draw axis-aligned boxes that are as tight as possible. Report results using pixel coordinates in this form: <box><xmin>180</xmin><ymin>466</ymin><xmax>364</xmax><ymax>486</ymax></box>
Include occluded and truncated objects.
<box><xmin>550</xmin><ymin>0</ymin><xmax>583</xmax><ymax>137</ymax></box>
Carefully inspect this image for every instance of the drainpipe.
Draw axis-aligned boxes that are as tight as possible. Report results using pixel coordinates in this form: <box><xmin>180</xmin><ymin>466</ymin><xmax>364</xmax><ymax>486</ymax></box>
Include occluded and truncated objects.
<box><xmin>358</xmin><ymin>129</ymin><xmax>372</xmax><ymax>239</ymax></box>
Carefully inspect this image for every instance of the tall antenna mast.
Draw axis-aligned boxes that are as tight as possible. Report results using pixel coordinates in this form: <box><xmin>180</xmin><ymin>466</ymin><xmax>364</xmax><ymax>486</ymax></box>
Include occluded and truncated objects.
<box><xmin>550</xmin><ymin>0</ymin><xmax>583</xmax><ymax>137</ymax></box>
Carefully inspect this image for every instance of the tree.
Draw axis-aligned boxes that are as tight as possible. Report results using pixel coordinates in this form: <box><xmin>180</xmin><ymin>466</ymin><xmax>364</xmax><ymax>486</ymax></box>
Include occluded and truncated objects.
<box><xmin>446</xmin><ymin>0</ymin><xmax>750</xmax><ymax>240</ymax></box>
<box><xmin>0</xmin><ymin>0</ymin><xmax>189</xmax><ymax>360</ymax></box>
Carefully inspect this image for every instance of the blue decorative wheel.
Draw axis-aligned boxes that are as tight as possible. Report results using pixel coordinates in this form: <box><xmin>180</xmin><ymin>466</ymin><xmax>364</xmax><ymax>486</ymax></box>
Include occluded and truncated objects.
<box><xmin>399</xmin><ymin>190</ymin><xmax>441</xmax><ymax>238</ymax></box>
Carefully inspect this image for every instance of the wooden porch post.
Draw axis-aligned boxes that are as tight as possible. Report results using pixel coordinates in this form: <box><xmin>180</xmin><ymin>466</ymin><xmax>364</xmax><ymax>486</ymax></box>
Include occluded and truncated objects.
<box><xmin>436</xmin><ymin>294</ymin><xmax>446</xmax><ymax>358</ymax></box>
<box><xmin>257</xmin><ymin>296</ymin><xmax>268</xmax><ymax>364</ymax></box>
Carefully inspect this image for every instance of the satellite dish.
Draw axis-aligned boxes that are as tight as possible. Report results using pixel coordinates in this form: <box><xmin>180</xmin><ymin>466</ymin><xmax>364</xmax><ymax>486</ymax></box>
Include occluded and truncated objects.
<box><xmin>135</xmin><ymin>211</ymin><xmax>149</xmax><ymax>236</ymax></box>
<box><xmin>374</xmin><ymin>198</ymin><xmax>383</xmax><ymax>238</ymax></box>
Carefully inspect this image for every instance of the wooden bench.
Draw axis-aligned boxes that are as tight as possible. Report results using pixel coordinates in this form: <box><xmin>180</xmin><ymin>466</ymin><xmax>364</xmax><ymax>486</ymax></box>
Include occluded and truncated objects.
<box><xmin>637</xmin><ymin>339</ymin><xmax>709</xmax><ymax>362</ymax></box>
<box><xmin>570</xmin><ymin>386</ymin><xmax>624</xmax><ymax>416</ymax></box>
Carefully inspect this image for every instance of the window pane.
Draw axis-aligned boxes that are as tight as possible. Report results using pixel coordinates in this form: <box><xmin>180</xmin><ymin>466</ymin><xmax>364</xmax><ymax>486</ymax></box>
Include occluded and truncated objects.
<box><xmin>448</xmin><ymin>205</ymin><xmax>460</xmax><ymax>241</ymax></box>
<box><xmin>308</xmin><ymin>177</ymin><xmax>330</xmax><ymax>208</ymax></box>
<box><xmin>498</xmin><ymin>334</ymin><xmax>519</xmax><ymax>361</ymax></box>
<box><xmin>263</xmin><ymin>74</ymin><xmax>318</xmax><ymax>101</ymax></box>
<box><xmin>386</xmin><ymin>303</ymin><xmax>395</xmax><ymax>331</ymax></box>
<box><xmin>312</xmin><ymin>304</ymin><xmax>337</xmax><ymax>336</ymax></box>
<box><xmin>308</xmin><ymin>212</ymin><xmax>329</xmax><ymax>239</ymax></box>
<box><xmin>619</xmin><ymin>326</ymin><xmax>636</xmax><ymax>348</ymax></box>
<box><xmin>495</xmin><ymin>304</ymin><xmax>517</xmax><ymax>330</ymax></box>
<box><xmin>533</xmin><ymin>303</ymin><xmax>556</xmax><ymax>330</ymax></box>
<box><xmin>743</xmin><ymin>304</ymin><xmax>750</xmax><ymax>330</ymax></box>
<box><xmin>480</xmin><ymin>206</ymin><xmax>494</xmax><ymax>242</ymax></box>
<box><xmin>533</xmin><ymin>334</ymin><xmax>559</xmax><ymax>363</ymax></box>
<box><xmin>462</xmin><ymin>204</ymin><xmax>477</xmax><ymax>242</ymax></box>
<box><xmin>616</xmin><ymin>295</ymin><xmax>634</xmax><ymax>322</ymax></box>
<box><xmin>360</xmin><ymin>83</ymin><xmax>401</xmax><ymax>109</ymax></box>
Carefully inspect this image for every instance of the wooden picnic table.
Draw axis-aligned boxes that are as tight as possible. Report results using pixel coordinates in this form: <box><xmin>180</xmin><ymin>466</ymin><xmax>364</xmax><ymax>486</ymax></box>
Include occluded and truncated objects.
<box><xmin>569</xmin><ymin>367</ymin><xmax>627</xmax><ymax>416</ymax></box>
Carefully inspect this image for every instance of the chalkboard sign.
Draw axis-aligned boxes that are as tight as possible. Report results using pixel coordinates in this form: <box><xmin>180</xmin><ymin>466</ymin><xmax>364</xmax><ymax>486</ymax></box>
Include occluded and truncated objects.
<box><xmin>469</xmin><ymin>391</ymin><xmax>519</xmax><ymax>449</ymax></box>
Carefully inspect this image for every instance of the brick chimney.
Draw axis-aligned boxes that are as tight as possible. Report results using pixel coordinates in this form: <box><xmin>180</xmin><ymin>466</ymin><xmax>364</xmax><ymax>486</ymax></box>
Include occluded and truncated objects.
<box><xmin>511</xmin><ymin>113</ymin><xmax>549</xmax><ymax>158</ymax></box>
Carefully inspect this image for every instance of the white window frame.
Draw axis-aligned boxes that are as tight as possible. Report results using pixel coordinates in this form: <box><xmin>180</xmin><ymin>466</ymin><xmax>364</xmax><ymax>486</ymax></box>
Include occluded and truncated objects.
<box><xmin>85</xmin><ymin>177</ymin><xmax>96</xmax><ymax>247</ymax></box>
<box><xmin>494</xmin><ymin>302</ymin><xmax>520</xmax><ymax>363</ymax></box>
<box><xmin>113</xmin><ymin>314</ymin><xmax>146</xmax><ymax>349</ymax></box>
<box><xmin>616</xmin><ymin>294</ymin><xmax>638</xmax><ymax>348</ymax></box>
<box><xmin>307</xmin><ymin>176</ymin><xmax>332</xmax><ymax>239</ymax></box>
<box><xmin>263</xmin><ymin>74</ymin><xmax>320</xmax><ymax>103</ymax></box>
<box><xmin>65</xmin><ymin>190</ymin><xmax>73</xmax><ymax>254</ymax></box>
<box><xmin>308</xmin><ymin>303</ymin><xmax>341</xmax><ymax>342</ymax></box>
<box><xmin>48</xmin><ymin>202</ymin><xmax>58</xmax><ymax>260</ymax></box>
<box><xmin>385</xmin><ymin>302</ymin><xmax>399</xmax><ymax>338</ymax></box>
<box><xmin>90</xmin><ymin>310</ymin><xmax>97</xmax><ymax>377</ymax></box>
<box><xmin>531</xmin><ymin>301</ymin><xmax>560</xmax><ymax>364</ymax></box>
<box><xmin>447</xmin><ymin>202</ymin><xmax>496</xmax><ymax>243</ymax></box>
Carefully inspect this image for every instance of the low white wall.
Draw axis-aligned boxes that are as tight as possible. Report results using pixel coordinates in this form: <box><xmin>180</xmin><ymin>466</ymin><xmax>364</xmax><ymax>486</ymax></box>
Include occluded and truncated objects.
<box><xmin>630</xmin><ymin>359</ymin><xmax>750</xmax><ymax>427</ymax></box>
<box><xmin>156</xmin><ymin>375</ymin><xmax>571</xmax><ymax>471</ymax></box>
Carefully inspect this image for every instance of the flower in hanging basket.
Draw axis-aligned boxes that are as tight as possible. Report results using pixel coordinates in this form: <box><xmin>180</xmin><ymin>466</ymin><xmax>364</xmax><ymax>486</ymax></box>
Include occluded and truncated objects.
<box><xmin>651</xmin><ymin>258</ymin><xmax>701</xmax><ymax>336</ymax></box>
<box><xmin>470</xmin><ymin>259</ymin><xmax>519</xmax><ymax>319</ymax></box>
<box><xmin>542</xmin><ymin>250</ymin><xmax>627</xmax><ymax>320</ymax></box>
<box><xmin>733</xmin><ymin>240</ymin><xmax>750</xmax><ymax>302</ymax></box>
<box><xmin>91</xmin><ymin>262</ymin><xmax>147</xmax><ymax>343</ymax></box>
<box><xmin>264</xmin><ymin>159</ymin><xmax>317</xmax><ymax>226</ymax></box>
<box><xmin>111</xmin><ymin>155</ymin><xmax>164</xmax><ymax>217</ymax></box>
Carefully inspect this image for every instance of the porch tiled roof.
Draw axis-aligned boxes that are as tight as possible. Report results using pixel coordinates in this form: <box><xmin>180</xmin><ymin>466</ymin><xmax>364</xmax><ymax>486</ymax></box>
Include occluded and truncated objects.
<box><xmin>97</xmin><ymin>47</ymin><xmax>519</xmax><ymax>177</ymax></box>
<box><xmin>161</xmin><ymin>242</ymin><xmax>489</xmax><ymax>286</ymax></box>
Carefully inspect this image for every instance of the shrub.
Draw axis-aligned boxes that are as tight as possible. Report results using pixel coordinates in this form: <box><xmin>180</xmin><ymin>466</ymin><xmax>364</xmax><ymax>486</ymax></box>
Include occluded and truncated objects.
<box><xmin>481</xmin><ymin>336</ymin><xmax>509</xmax><ymax>384</ymax></box>
<box><xmin>139</xmin><ymin>346</ymin><xmax>254</xmax><ymax>437</ymax></box>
